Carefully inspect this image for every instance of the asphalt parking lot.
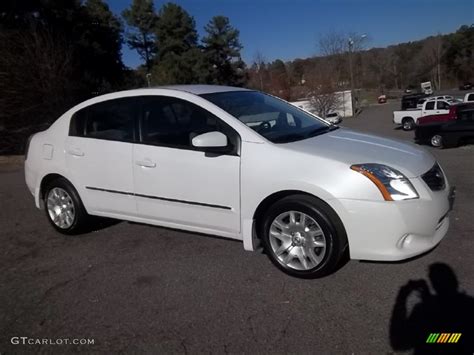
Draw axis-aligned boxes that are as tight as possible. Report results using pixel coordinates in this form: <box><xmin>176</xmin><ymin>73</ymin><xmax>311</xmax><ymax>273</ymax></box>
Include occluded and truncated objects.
<box><xmin>1</xmin><ymin>100</ymin><xmax>473</xmax><ymax>353</ymax></box>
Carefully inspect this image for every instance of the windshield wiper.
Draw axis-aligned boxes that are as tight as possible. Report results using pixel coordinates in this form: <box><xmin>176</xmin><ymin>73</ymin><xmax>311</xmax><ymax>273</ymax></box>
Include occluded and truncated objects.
<box><xmin>306</xmin><ymin>125</ymin><xmax>338</xmax><ymax>138</ymax></box>
<box><xmin>272</xmin><ymin>125</ymin><xmax>339</xmax><ymax>143</ymax></box>
<box><xmin>272</xmin><ymin>133</ymin><xmax>307</xmax><ymax>143</ymax></box>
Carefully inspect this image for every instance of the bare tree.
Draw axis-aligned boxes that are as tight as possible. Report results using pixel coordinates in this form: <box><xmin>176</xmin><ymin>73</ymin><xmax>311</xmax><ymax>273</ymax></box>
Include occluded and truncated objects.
<box><xmin>318</xmin><ymin>31</ymin><xmax>347</xmax><ymax>87</ymax></box>
<box><xmin>318</xmin><ymin>31</ymin><xmax>368</xmax><ymax>90</ymax></box>
<box><xmin>418</xmin><ymin>35</ymin><xmax>444</xmax><ymax>89</ymax></box>
<box><xmin>0</xmin><ymin>29</ymin><xmax>75</xmax><ymax>134</ymax></box>
<box><xmin>305</xmin><ymin>59</ymin><xmax>342</xmax><ymax>117</ymax></box>
<box><xmin>318</xmin><ymin>31</ymin><xmax>346</xmax><ymax>57</ymax></box>
<box><xmin>252</xmin><ymin>50</ymin><xmax>266</xmax><ymax>91</ymax></box>
<box><xmin>308</xmin><ymin>90</ymin><xmax>342</xmax><ymax>118</ymax></box>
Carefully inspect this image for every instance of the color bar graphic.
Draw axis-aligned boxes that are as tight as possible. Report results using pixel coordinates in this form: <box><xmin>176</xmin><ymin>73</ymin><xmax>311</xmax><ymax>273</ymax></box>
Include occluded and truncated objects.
<box><xmin>426</xmin><ymin>333</ymin><xmax>461</xmax><ymax>344</ymax></box>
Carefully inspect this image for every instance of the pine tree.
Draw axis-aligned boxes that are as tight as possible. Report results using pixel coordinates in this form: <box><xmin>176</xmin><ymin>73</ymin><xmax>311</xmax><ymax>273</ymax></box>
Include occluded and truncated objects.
<box><xmin>151</xmin><ymin>3</ymin><xmax>208</xmax><ymax>84</ymax></box>
<box><xmin>80</xmin><ymin>0</ymin><xmax>124</xmax><ymax>90</ymax></box>
<box><xmin>202</xmin><ymin>16</ymin><xmax>246</xmax><ymax>86</ymax></box>
<box><xmin>122</xmin><ymin>0</ymin><xmax>158</xmax><ymax>71</ymax></box>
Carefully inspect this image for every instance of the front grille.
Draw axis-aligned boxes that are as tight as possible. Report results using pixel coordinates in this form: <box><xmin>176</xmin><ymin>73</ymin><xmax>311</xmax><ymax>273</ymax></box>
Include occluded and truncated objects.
<box><xmin>422</xmin><ymin>163</ymin><xmax>446</xmax><ymax>191</ymax></box>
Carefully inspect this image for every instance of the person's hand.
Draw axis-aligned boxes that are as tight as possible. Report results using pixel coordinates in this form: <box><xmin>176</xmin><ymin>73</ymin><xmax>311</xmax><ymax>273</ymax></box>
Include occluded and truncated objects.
<box><xmin>398</xmin><ymin>279</ymin><xmax>429</xmax><ymax>300</ymax></box>
<box><xmin>406</xmin><ymin>280</ymin><xmax>429</xmax><ymax>300</ymax></box>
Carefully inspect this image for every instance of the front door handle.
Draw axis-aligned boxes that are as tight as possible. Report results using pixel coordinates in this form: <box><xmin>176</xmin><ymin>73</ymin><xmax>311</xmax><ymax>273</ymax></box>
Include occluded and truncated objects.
<box><xmin>67</xmin><ymin>148</ymin><xmax>84</xmax><ymax>157</ymax></box>
<box><xmin>136</xmin><ymin>159</ymin><xmax>156</xmax><ymax>168</ymax></box>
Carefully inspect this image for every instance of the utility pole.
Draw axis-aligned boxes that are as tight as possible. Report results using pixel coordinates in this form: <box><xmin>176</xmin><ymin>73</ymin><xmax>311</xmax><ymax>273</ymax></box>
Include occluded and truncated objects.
<box><xmin>146</xmin><ymin>73</ymin><xmax>152</xmax><ymax>87</ymax></box>
<box><xmin>437</xmin><ymin>36</ymin><xmax>442</xmax><ymax>90</ymax></box>
<box><xmin>348</xmin><ymin>34</ymin><xmax>366</xmax><ymax>117</ymax></box>
<box><xmin>348</xmin><ymin>39</ymin><xmax>355</xmax><ymax>116</ymax></box>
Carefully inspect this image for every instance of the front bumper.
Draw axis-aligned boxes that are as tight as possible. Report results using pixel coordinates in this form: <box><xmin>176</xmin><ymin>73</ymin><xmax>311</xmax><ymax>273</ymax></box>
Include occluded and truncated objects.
<box><xmin>332</xmin><ymin>181</ymin><xmax>455</xmax><ymax>261</ymax></box>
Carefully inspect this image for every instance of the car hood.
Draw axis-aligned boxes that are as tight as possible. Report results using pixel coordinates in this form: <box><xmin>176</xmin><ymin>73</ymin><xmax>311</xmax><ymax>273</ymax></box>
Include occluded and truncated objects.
<box><xmin>284</xmin><ymin>128</ymin><xmax>435</xmax><ymax>178</ymax></box>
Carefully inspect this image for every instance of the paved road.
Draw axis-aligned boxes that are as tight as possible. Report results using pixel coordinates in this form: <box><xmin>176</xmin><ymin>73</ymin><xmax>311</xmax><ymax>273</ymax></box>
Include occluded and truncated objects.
<box><xmin>1</xmin><ymin>102</ymin><xmax>473</xmax><ymax>353</ymax></box>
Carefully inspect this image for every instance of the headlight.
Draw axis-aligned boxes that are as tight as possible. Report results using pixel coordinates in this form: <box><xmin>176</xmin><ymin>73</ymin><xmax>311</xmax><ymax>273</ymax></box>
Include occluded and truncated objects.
<box><xmin>351</xmin><ymin>163</ymin><xmax>419</xmax><ymax>201</ymax></box>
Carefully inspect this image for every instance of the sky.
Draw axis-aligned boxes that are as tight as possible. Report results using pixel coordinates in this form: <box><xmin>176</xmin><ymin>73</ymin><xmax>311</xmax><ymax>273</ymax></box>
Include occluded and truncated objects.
<box><xmin>106</xmin><ymin>0</ymin><xmax>474</xmax><ymax>69</ymax></box>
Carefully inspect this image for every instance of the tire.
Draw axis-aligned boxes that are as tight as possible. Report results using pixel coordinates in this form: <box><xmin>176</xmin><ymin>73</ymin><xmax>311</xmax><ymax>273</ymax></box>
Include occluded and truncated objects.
<box><xmin>260</xmin><ymin>194</ymin><xmax>348</xmax><ymax>278</ymax></box>
<box><xmin>430</xmin><ymin>134</ymin><xmax>443</xmax><ymax>148</ymax></box>
<box><xmin>402</xmin><ymin>117</ymin><xmax>415</xmax><ymax>131</ymax></box>
<box><xmin>43</xmin><ymin>177</ymin><xmax>90</xmax><ymax>235</ymax></box>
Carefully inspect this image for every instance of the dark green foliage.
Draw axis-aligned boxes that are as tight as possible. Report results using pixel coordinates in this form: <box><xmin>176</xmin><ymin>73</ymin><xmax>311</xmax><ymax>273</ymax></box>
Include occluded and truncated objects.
<box><xmin>0</xmin><ymin>0</ymin><xmax>126</xmax><ymax>154</ymax></box>
<box><xmin>152</xmin><ymin>3</ymin><xmax>204</xmax><ymax>85</ymax></box>
<box><xmin>0</xmin><ymin>0</ymin><xmax>125</xmax><ymax>96</ymax></box>
<box><xmin>202</xmin><ymin>16</ymin><xmax>246</xmax><ymax>86</ymax></box>
<box><xmin>79</xmin><ymin>0</ymin><xmax>125</xmax><ymax>89</ymax></box>
<box><xmin>155</xmin><ymin>3</ymin><xmax>198</xmax><ymax>59</ymax></box>
<box><xmin>443</xmin><ymin>25</ymin><xmax>474</xmax><ymax>82</ymax></box>
<box><xmin>122</xmin><ymin>0</ymin><xmax>158</xmax><ymax>71</ymax></box>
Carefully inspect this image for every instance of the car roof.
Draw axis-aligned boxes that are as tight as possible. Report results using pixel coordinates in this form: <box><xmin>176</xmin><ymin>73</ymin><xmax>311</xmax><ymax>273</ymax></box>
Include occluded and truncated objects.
<box><xmin>426</xmin><ymin>96</ymin><xmax>452</xmax><ymax>101</ymax></box>
<box><xmin>157</xmin><ymin>85</ymin><xmax>251</xmax><ymax>95</ymax></box>
<box><xmin>59</xmin><ymin>85</ymin><xmax>253</xmax><ymax>121</ymax></box>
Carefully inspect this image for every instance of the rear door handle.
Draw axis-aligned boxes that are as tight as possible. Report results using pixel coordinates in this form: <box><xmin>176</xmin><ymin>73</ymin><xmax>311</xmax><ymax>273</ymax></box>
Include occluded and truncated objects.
<box><xmin>136</xmin><ymin>159</ymin><xmax>156</xmax><ymax>168</ymax></box>
<box><xmin>67</xmin><ymin>148</ymin><xmax>84</xmax><ymax>157</ymax></box>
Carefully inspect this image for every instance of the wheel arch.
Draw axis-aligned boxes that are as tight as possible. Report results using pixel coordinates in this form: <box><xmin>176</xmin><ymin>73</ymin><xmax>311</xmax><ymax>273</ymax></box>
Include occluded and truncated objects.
<box><xmin>250</xmin><ymin>190</ymin><xmax>348</xmax><ymax>252</ymax></box>
<box><xmin>402</xmin><ymin>116</ymin><xmax>415</xmax><ymax>123</ymax></box>
<box><xmin>253</xmin><ymin>190</ymin><xmax>312</xmax><ymax>226</ymax></box>
<box><xmin>38</xmin><ymin>173</ymin><xmax>80</xmax><ymax>209</ymax></box>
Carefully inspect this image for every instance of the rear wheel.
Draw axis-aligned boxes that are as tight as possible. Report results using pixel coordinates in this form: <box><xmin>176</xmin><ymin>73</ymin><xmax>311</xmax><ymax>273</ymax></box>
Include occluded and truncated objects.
<box><xmin>402</xmin><ymin>117</ymin><xmax>415</xmax><ymax>131</ymax></box>
<box><xmin>260</xmin><ymin>195</ymin><xmax>347</xmax><ymax>278</ymax></box>
<box><xmin>44</xmin><ymin>177</ymin><xmax>90</xmax><ymax>234</ymax></box>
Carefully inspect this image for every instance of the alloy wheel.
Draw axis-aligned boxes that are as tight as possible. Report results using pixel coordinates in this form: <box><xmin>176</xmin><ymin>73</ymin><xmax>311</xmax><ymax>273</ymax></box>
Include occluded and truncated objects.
<box><xmin>269</xmin><ymin>210</ymin><xmax>327</xmax><ymax>271</ymax></box>
<box><xmin>47</xmin><ymin>187</ymin><xmax>75</xmax><ymax>229</ymax></box>
<box><xmin>431</xmin><ymin>135</ymin><xmax>443</xmax><ymax>147</ymax></box>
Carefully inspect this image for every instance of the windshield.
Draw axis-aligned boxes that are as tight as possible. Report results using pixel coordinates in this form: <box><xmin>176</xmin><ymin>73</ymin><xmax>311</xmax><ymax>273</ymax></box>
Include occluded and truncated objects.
<box><xmin>201</xmin><ymin>91</ymin><xmax>334</xmax><ymax>143</ymax></box>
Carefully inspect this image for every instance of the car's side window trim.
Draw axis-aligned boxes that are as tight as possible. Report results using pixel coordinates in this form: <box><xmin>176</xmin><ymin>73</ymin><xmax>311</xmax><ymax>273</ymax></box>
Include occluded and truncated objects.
<box><xmin>136</xmin><ymin>95</ymin><xmax>241</xmax><ymax>157</ymax></box>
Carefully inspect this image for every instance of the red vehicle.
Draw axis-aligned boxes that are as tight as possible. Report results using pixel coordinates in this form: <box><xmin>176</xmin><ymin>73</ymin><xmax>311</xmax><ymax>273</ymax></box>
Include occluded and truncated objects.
<box><xmin>417</xmin><ymin>103</ymin><xmax>474</xmax><ymax>126</ymax></box>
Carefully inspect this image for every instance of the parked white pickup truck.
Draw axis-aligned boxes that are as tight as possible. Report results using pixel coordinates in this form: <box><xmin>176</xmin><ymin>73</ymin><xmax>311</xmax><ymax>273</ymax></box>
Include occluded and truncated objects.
<box><xmin>464</xmin><ymin>92</ymin><xmax>474</xmax><ymax>102</ymax></box>
<box><xmin>393</xmin><ymin>99</ymin><xmax>451</xmax><ymax>130</ymax></box>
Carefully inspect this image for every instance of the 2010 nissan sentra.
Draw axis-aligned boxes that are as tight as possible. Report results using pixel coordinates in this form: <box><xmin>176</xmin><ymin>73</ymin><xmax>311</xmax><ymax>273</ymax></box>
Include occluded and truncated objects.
<box><xmin>24</xmin><ymin>85</ymin><xmax>455</xmax><ymax>278</ymax></box>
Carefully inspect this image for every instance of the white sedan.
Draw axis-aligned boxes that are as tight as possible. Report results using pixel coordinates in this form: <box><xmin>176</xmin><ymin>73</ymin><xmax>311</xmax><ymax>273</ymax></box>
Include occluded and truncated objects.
<box><xmin>324</xmin><ymin>112</ymin><xmax>342</xmax><ymax>124</ymax></box>
<box><xmin>25</xmin><ymin>85</ymin><xmax>455</xmax><ymax>278</ymax></box>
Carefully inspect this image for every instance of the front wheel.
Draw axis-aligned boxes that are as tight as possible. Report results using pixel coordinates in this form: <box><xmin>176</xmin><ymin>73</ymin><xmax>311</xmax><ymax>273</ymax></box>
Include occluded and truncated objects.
<box><xmin>260</xmin><ymin>195</ymin><xmax>348</xmax><ymax>278</ymax></box>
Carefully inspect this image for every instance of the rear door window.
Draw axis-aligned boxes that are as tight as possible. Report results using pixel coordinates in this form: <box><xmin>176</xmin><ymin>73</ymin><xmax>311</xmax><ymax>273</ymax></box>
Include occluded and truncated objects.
<box><xmin>436</xmin><ymin>101</ymin><xmax>450</xmax><ymax>110</ymax></box>
<box><xmin>458</xmin><ymin>109</ymin><xmax>474</xmax><ymax>121</ymax></box>
<box><xmin>425</xmin><ymin>101</ymin><xmax>435</xmax><ymax>110</ymax></box>
<box><xmin>70</xmin><ymin>98</ymin><xmax>137</xmax><ymax>142</ymax></box>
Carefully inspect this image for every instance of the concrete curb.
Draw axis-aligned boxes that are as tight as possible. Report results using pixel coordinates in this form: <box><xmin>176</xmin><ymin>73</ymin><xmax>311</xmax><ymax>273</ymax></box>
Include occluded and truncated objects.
<box><xmin>0</xmin><ymin>155</ymin><xmax>25</xmax><ymax>166</ymax></box>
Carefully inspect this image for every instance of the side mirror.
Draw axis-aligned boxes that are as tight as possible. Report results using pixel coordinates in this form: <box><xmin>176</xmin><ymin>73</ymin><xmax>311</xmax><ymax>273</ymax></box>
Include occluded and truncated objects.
<box><xmin>192</xmin><ymin>131</ymin><xmax>228</xmax><ymax>148</ymax></box>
